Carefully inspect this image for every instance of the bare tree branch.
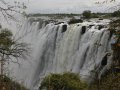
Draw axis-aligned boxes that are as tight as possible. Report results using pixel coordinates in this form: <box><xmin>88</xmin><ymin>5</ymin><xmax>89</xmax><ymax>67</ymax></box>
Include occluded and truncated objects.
<box><xmin>0</xmin><ymin>0</ymin><xmax>27</xmax><ymax>21</ymax></box>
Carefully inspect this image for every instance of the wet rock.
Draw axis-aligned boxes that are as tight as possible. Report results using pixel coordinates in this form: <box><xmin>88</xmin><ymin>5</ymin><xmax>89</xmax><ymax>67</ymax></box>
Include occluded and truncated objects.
<box><xmin>55</xmin><ymin>22</ymin><xmax>64</xmax><ymax>25</ymax></box>
<box><xmin>89</xmin><ymin>25</ymin><xmax>94</xmax><ymax>28</ymax></box>
<box><xmin>98</xmin><ymin>25</ymin><xmax>104</xmax><ymax>30</ymax></box>
<box><xmin>99</xmin><ymin>18</ymin><xmax>103</xmax><ymax>20</ymax></box>
<box><xmin>101</xmin><ymin>53</ymin><xmax>110</xmax><ymax>66</ymax></box>
<box><xmin>0</xmin><ymin>24</ymin><xmax>2</xmax><ymax>28</ymax></box>
<box><xmin>81</xmin><ymin>26</ymin><xmax>86</xmax><ymax>34</ymax></box>
<box><xmin>61</xmin><ymin>25</ymin><xmax>67</xmax><ymax>33</ymax></box>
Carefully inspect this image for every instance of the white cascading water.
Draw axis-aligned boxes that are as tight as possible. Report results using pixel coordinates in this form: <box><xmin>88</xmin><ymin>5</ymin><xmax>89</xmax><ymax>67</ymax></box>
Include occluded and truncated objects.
<box><xmin>4</xmin><ymin>18</ymin><xmax>113</xmax><ymax>90</ymax></box>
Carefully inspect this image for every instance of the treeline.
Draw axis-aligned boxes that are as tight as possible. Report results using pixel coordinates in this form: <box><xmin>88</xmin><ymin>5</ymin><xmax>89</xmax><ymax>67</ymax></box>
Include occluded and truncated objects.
<box><xmin>28</xmin><ymin>13</ymin><xmax>80</xmax><ymax>17</ymax></box>
<box><xmin>82</xmin><ymin>10</ymin><xmax>120</xmax><ymax>19</ymax></box>
<box><xmin>28</xmin><ymin>10</ymin><xmax>120</xmax><ymax>19</ymax></box>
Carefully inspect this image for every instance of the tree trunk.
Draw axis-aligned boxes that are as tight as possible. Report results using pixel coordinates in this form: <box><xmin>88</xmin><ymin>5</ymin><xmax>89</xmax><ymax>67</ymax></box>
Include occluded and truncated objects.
<box><xmin>1</xmin><ymin>54</ymin><xmax>4</xmax><ymax>75</ymax></box>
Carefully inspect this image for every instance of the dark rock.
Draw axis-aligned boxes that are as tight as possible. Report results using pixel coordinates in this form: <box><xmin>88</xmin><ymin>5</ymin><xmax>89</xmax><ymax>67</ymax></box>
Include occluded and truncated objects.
<box><xmin>101</xmin><ymin>54</ymin><xmax>108</xmax><ymax>66</ymax></box>
<box><xmin>98</xmin><ymin>25</ymin><xmax>104</xmax><ymax>30</ymax></box>
<box><xmin>55</xmin><ymin>22</ymin><xmax>64</xmax><ymax>25</ymax></box>
<box><xmin>89</xmin><ymin>25</ymin><xmax>94</xmax><ymax>28</ymax></box>
<box><xmin>0</xmin><ymin>24</ymin><xmax>2</xmax><ymax>28</ymax></box>
<box><xmin>109</xmin><ymin>31</ymin><xmax>114</xmax><ymax>39</ymax></box>
<box><xmin>68</xmin><ymin>19</ymin><xmax>83</xmax><ymax>24</ymax></box>
<box><xmin>81</xmin><ymin>26</ymin><xmax>86</xmax><ymax>34</ymax></box>
<box><xmin>44</xmin><ymin>21</ymin><xmax>49</xmax><ymax>25</ymax></box>
<box><xmin>99</xmin><ymin>18</ymin><xmax>103</xmax><ymax>20</ymax></box>
<box><xmin>62</xmin><ymin>25</ymin><xmax>67</xmax><ymax>33</ymax></box>
<box><xmin>87</xmin><ymin>20</ymin><xmax>92</xmax><ymax>22</ymax></box>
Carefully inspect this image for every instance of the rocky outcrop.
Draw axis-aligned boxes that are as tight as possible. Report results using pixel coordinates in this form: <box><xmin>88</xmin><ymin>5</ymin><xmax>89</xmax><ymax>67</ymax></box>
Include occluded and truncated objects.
<box><xmin>68</xmin><ymin>19</ymin><xmax>83</xmax><ymax>24</ymax></box>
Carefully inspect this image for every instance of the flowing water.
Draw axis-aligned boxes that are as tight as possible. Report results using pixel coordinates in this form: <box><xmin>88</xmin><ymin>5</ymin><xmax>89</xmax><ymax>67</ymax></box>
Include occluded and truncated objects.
<box><xmin>3</xmin><ymin>18</ymin><xmax>113</xmax><ymax>90</ymax></box>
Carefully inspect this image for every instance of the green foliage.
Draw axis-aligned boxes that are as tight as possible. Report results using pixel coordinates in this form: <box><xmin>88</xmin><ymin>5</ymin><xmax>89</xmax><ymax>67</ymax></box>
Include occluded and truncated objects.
<box><xmin>82</xmin><ymin>10</ymin><xmax>92</xmax><ymax>19</ymax></box>
<box><xmin>68</xmin><ymin>18</ymin><xmax>83</xmax><ymax>24</ymax></box>
<box><xmin>0</xmin><ymin>75</ymin><xmax>29</xmax><ymax>90</ymax></box>
<box><xmin>0</xmin><ymin>29</ymin><xmax>14</xmax><ymax>50</ymax></box>
<box><xmin>40</xmin><ymin>72</ymin><xmax>88</xmax><ymax>90</ymax></box>
<box><xmin>0</xmin><ymin>28</ymin><xmax>29</xmax><ymax>59</ymax></box>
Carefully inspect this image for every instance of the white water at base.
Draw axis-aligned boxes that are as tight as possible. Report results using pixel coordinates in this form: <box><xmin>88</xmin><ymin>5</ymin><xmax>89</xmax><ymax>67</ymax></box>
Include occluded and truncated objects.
<box><xmin>8</xmin><ymin>19</ymin><xmax>112</xmax><ymax>90</ymax></box>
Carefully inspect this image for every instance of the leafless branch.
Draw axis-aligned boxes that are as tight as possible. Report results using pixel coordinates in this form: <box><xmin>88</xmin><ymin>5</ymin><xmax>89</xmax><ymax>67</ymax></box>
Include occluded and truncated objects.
<box><xmin>0</xmin><ymin>0</ymin><xmax>27</xmax><ymax>21</ymax></box>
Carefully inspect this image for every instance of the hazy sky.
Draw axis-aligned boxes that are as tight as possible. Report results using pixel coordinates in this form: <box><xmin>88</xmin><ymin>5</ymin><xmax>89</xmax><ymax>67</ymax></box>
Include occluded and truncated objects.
<box><xmin>6</xmin><ymin>0</ymin><xmax>120</xmax><ymax>13</ymax></box>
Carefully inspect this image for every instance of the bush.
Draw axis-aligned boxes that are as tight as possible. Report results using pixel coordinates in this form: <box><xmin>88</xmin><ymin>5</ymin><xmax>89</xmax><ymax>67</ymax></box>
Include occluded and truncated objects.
<box><xmin>0</xmin><ymin>75</ymin><xmax>29</xmax><ymax>90</ymax></box>
<box><xmin>40</xmin><ymin>72</ymin><xmax>88</xmax><ymax>90</ymax></box>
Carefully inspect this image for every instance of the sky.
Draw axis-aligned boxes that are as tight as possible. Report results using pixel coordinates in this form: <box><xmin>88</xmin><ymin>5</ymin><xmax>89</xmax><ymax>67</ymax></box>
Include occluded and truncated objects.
<box><xmin>5</xmin><ymin>0</ymin><xmax>120</xmax><ymax>14</ymax></box>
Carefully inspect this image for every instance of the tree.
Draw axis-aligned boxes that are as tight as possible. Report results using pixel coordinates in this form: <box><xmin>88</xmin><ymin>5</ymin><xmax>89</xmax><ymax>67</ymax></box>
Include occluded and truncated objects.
<box><xmin>0</xmin><ymin>28</ymin><xmax>29</xmax><ymax>75</ymax></box>
<box><xmin>82</xmin><ymin>10</ymin><xmax>92</xmax><ymax>19</ymax></box>
<box><xmin>40</xmin><ymin>72</ymin><xmax>88</xmax><ymax>90</ymax></box>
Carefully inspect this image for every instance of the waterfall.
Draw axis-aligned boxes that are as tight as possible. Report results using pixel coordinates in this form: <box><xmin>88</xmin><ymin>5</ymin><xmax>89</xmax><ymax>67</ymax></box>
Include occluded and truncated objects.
<box><xmin>8</xmin><ymin>18</ymin><xmax>112</xmax><ymax>90</ymax></box>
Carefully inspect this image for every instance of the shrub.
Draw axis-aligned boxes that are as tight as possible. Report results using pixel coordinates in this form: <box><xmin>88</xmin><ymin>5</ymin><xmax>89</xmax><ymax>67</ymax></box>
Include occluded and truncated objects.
<box><xmin>40</xmin><ymin>72</ymin><xmax>88</xmax><ymax>90</ymax></box>
<box><xmin>0</xmin><ymin>75</ymin><xmax>29</xmax><ymax>90</ymax></box>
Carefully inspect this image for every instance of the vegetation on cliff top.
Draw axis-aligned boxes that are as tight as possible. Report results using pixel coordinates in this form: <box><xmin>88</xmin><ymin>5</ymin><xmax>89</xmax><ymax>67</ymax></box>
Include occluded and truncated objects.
<box><xmin>40</xmin><ymin>72</ymin><xmax>88</xmax><ymax>90</ymax></box>
<box><xmin>0</xmin><ymin>75</ymin><xmax>29</xmax><ymax>90</ymax></box>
